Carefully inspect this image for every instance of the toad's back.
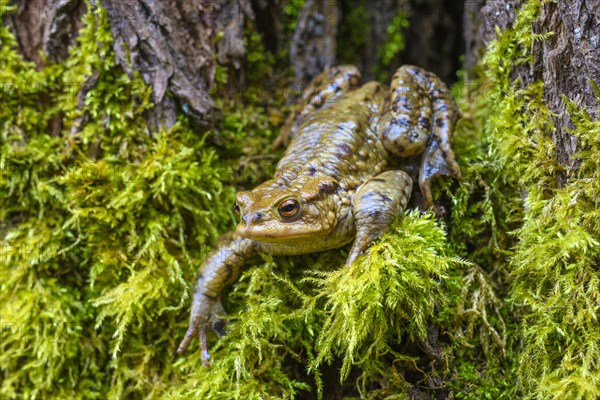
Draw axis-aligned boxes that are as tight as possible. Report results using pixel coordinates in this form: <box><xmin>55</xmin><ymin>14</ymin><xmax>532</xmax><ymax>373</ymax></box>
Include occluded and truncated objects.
<box><xmin>275</xmin><ymin>82</ymin><xmax>392</xmax><ymax>191</ymax></box>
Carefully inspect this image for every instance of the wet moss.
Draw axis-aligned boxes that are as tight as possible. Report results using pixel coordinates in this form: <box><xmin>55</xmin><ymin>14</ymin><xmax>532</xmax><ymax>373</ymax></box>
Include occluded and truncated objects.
<box><xmin>446</xmin><ymin>0</ymin><xmax>600</xmax><ymax>398</ymax></box>
<box><xmin>2</xmin><ymin>0</ymin><xmax>598</xmax><ymax>399</ymax></box>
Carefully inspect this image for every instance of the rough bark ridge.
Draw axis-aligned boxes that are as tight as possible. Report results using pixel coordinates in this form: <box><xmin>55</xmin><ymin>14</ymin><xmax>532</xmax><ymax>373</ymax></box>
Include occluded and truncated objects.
<box><xmin>4</xmin><ymin>0</ymin><xmax>85</xmax><ymax>64</ymax></box>
<box><xmin>463</xmin><ymin>0</ymin><xmax>525</xmax><ymax>74</ymax></box>
<box><xmin>537</xmin><ymin>1</ymin><xmax>599</xmax><ymax>176</ymax></box>
<box><xmin>5</xmin><ymin>0</ymin><xmax>253</xmax><ymax>130</ymax></box>
<box><xmin>468</xmin><ymin>0</ymin><xmax>600</xmax><ymax>180</ymax></box>
<box><xmin>101</xmin><ymin>0</ymin><xmax>253</xmax><ymax>129</ymax></box>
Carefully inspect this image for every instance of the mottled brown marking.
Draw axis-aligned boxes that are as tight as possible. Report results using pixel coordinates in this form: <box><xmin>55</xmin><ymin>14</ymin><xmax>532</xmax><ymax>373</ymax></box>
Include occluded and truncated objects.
<box><xmin>319</xmin><ymin>179</ymin><xmax>339</xmax><ymax>194</ymax></box>
<box><xmin>381</xmin><ymin>194</ymin><xmax>393</xmax><ymax>202</ymax></box>
<box><xmin>337</xmin><ymin>142</ymin><xmax>353</xmax><ymax>156</ymax></box>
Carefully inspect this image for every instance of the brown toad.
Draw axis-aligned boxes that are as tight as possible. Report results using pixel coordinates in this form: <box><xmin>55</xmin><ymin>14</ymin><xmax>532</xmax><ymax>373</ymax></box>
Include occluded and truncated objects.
<box><xmin>178</xmin><ymin>65</ymin><xmax>461</xmax><ymax>365</ymax></box>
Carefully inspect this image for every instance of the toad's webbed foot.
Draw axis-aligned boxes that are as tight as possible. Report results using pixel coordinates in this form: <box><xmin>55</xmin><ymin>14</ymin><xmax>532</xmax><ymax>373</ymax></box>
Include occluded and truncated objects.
<box><xmin>178</xmin><ymin>297</ymin><xmax>226</xmax><ymax>366</ymax></box>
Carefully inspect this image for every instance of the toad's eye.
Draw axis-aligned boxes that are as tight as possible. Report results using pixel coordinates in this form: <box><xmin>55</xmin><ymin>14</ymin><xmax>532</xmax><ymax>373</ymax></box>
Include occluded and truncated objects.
<box><xmin>277</xmin><ymin>199</ymin><xmax>301</xmax><ymax>219</ymax></box>
<box><xmin>234</xmin><ymin>202</ymin><xmax>240</xmax><ymax>215</ymax></box>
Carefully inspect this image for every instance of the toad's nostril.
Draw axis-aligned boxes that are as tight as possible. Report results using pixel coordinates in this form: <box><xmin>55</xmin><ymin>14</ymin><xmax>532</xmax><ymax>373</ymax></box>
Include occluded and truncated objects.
<box><xmin>242</xmin><ymin>213</ymin><xmax>263</xmax><ymax>223</ymax></box>
<box><xmin>252</xmin><ymin>212</ymin><xmax>264</xmax><ymax>222</ymax></box>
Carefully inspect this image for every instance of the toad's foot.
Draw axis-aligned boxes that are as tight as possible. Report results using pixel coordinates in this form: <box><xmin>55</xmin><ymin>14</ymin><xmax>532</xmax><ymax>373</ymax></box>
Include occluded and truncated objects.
<box><xmin>177</xmin><ymin>234</ymin><xmax>257</xmax><ymax>366</ymax></box>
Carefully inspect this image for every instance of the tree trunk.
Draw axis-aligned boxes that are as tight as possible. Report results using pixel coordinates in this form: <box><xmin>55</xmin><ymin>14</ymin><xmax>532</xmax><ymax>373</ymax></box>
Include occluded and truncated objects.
<box><xmin>4</xmin><ymin>0</ymin><xmax>253</xmax><ymax>130</ymax></box>
<box><xmin>466</xmin><ymin>0</ymin><xmax>600</xmax><ymax>181</ymax></box>
<box><xmin>4</xmin><ymin>0</ymin><xmax>86</xmax><ymax>64</ymax></box>
<box><xmin>103</xmin><ymin>0</ymin><xmax>256</xmax><ymax>130</ymax></box>
<box><xmin>5</xmin><ymin>0</ymin><xmax>468</xmax><ymax>130</ymax></box>
<box><xmin>336</xmin><ymin>0</ymin><xmax>464</xmax><ymax>84</ymax></box>
<box><xmin>401</xmin><ymin>0</ymin><xmax>464</xmax><ymax>84</ymax></box>
<box><xmin>290</xmin><ymin>0</ymin><xmax>339</xmax><ymax>87</ymax></box>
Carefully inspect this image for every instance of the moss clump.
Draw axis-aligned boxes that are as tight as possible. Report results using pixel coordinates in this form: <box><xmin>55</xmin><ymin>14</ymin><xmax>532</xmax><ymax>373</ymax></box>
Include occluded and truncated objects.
<box><xmin>310</xmin><ymin>212</ymin><xmax>465</xmax><ymax>386</ymax></box>
<box><xmin>3</xmin><ymin>0</ymin><xmax>599</xmax><ymax>398</ymax></box>
<box><xmin>1</xmin><ymin>3</ymin><xmax>234</xmax><ymax>398</ymax></box>
<box><xmin>508</xmin><ymin>94</ymin><xmax>600</xmax><ymax>399</ymax></box>
<box><xmin>432</xmin><ymin>0</ymin><xmax>599</xmax><ymax>397</ymax></box>
<box><xmin>434</xmin><ymin>76</ymin><xmax>518</xmax><ymax>397</ymax></box>
<box><xmin>448</xmin><ymin>0</ymin><xmax>600</xmax><ymax>398</ymax></box>
<box><xmin>168</xmin><ymin>212</ymin><xmax>465</xmax><ymax>399</ymax></box>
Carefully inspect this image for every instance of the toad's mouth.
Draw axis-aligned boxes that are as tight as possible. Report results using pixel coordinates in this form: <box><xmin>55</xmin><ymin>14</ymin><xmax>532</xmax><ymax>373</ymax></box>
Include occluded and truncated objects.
<box><xmin>235</xmin><ymin>224</ymin><xmax>328</xmax><ymax>242</ymax></box>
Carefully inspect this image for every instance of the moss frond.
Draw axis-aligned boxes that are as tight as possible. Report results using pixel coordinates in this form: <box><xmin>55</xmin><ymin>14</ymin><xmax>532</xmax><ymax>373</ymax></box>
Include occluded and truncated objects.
<box><xmin>470</xmin><ymin>0</ymin><xmax>600</xmax><ymax>397</ymax></box>
<box><xmin>310</xmin><ymin>212</ymin><xmax>464</xmax><ymax>382</ymax></box>
<box><xmin>1</xmin><ymin>3</ymin><xmax>234</xmax><ymax>398</ymax></box>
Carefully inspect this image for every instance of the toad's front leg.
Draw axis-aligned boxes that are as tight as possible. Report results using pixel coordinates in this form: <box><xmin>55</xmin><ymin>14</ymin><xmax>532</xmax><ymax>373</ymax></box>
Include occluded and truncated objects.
<box><xmin>177</xmin><ymin>234</ymin><xmax>257</xmax><ymax>366</ymax></box>
<box><xmin>347</xmin><ymin>170</ymin><xmax>413</xmax><ymax>265</ymax></box>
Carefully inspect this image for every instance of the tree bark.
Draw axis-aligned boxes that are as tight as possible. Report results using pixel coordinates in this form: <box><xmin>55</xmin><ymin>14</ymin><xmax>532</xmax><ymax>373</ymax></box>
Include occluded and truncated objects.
<box><xmin>535</xmin><ymin>1</ymin><xmax>599</xmax><ymax>176</ymax></box>
<box><xmin>335</xmin><ymin>0</ymin><xmax>464</xmax><ymax>84</ymax></box>
<box><xmin>102</xmin><ymin>0</ymin><xmax>254</xmax><ymax>130</ymax></box>
<box><xmin>467</xmin><ymin>0</ymin><xmax>600</xmax><ymax>181</ymax></box>
<box><xmin>4</xmin><ymin>0</ymin><xmax>253</xmax><ymax>130</ymax></box>
<box><xmin>5</xmin><ymin>0</ymin><xmax>469</xmax><ymax>131</ymax></box>
<box><xmin>401</xmin><ymin>0</ymin><xmax>465</xmax><ymax>84</ymax></box>
<box><xmin>290</xmin><ymin>0</ymin><xmax>339</xmax><ymax>87</ymax></box>
<box><xmin>4</xmin><ymin>0</ymin><xmax>86</xmax><ymax>65</ymax></box>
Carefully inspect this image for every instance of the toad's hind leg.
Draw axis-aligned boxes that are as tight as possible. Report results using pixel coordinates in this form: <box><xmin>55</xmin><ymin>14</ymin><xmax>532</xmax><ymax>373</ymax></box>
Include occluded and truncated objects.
<box><xmin>347</xmin><ymin>170</ymin><xmax>412</xmax><ymax>265</ymax></box>
<box><xmin>380</xmin><ymin>65</ymin><xmax>461</xmax><ymax>208</ymax></box>
<box><xmin>273</xmin><ymin>65</ymin><xmax>361</xmax><ymax>149</ymax></box>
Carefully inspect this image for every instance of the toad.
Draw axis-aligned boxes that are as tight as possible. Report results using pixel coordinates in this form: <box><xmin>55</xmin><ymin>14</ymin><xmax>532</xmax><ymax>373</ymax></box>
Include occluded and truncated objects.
<box><xmin>178</xmin><ymin>65</ymin><xmax>461</xmax><ymax>365</ymax></box>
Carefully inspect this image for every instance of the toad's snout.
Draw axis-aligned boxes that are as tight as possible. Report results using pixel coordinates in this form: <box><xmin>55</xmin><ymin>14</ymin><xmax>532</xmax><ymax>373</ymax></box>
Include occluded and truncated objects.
<box><xmin>236</xmin><ymin>212</ymin><xmax>265</xmax><ymax>238</ymax></box>
<box><xmin>242</xmin><ymin>212</ymin><xmax>264</xmax><ymax>223</ymax></box>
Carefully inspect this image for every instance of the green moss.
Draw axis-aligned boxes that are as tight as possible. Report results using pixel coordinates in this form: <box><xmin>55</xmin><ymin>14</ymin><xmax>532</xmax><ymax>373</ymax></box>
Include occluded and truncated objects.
<box><xmin>509</xmin><ymin>97</ymin><xmax>600</xmax><ymax>399</ymax></box>
<box><xmin>3</xmin><ymin>0</ymin><xmax>598</xmax><ymax>398</ymax></box>
<box><xmin>310</xmin><ymin>212</ymin><xmax>465</xmax><ymax>383</ymax></box>
<box><xmin>433</xmin><ymin>1</ymin><xmax>594</xmax><ymax>397</ymax></box>
<box><xmin>283</xmin><ymin>0</ymin><xmax>306</xmax><ymax>33</ymax></box>
<box><xmin>338</xmin><ymin>1</ymin><xmax>409</xmax><ymax>81</ymax></box>
<box><xmin>429</xmin><ymin>48</ymin><xmax>522</xmax><ymax>400</ymax></box>
<box><xmin>167</xmin><ymin>212</ymin><xmax>465</xmax><ymax>399</ymax></box>
<box><xmin>464</xmin><ymin>1</ymin><xmax>600</xmax><ymax>399</ymax></box>
<box><xmin>0</xmin><ymin>1</ymin><xmax>506</xmax><ymax>397</ymax></box>
<box><xmin>1</xmin><ymin>3</ymin><xmax>233</xmax><ymax>398</ymax></box>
